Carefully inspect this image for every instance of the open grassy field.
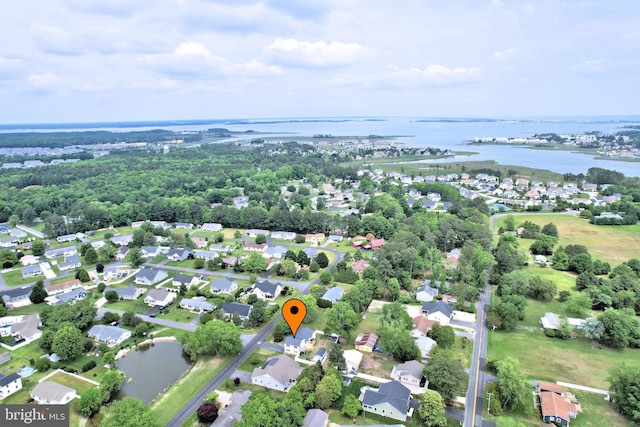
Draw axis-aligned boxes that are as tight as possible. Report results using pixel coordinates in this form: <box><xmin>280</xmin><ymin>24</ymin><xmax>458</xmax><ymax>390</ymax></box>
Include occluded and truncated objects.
<box><xmin>493</xmin><ymin>213</ymin><xmax>640</xmax><ymax>266</ymax></box>
<box><xmin>46</xmin><ymin>371</ymin><xmax>97</xmax><ymax>394</ymax></box>
<box><xmin>488</xmin><ymin>329</ymin><xmax>639</xmax><ymax>389</ymax></box>
<box><xmin>150</xmin><ymin>355</ymin><xmax>231</xmax><ymax>425</ymax></box>
<box><xmin>2</xmin><ymin>268</ymin><xmax>45</xmax><ymax>286</ymax></box>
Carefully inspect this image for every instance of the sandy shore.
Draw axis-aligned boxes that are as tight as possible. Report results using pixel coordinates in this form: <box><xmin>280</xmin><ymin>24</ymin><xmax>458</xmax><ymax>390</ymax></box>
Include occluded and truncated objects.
<box><xmin>115</xmin><ymin>336</ymin><xmax>180</xmax><ymax>360</ymax></box>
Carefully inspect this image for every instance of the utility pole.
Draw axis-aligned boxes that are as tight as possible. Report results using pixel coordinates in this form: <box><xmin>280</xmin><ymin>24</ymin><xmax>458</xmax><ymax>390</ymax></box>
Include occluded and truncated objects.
<box><xmin>487</xmin><ymin>391</ymin><xmax>493</xmax><ymax>414</ymax></box>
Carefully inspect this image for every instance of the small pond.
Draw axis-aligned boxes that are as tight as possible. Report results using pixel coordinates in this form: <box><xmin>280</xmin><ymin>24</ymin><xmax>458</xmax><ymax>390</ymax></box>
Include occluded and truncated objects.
<box><xmin>115</xmin><ymin>341</ymin><xmax>192</xmax><ymax>405</ymax></box>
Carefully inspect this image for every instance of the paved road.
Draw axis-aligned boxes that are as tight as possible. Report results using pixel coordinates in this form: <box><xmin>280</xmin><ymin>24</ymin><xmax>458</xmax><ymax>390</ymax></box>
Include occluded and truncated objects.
<box><xmin>165</xmin><ymin>247</ymin><xmax>343</xmax><ymax>426</ymax></box>
<box><xmin>16</xmin><ymin>224</ymin><xmax>45</xmax><ymax>238</ymax></box>
<box><xmin>95</xmin><ymin>307</ymin><xmax>197</xmax><ymax>332</ymax></box>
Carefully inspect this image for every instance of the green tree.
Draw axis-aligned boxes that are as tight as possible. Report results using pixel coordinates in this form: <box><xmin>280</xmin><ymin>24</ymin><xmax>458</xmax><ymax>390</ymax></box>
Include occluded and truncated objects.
<box><xmin>298</xmin><ymin>294</ymin><xmax>319</xmax><ymax>323</ymax></box>
<box><xmin>380</xmin><ymin>301</ymin><xmax>412</xmax><ymax>330</ymax></box>
<box><xmin>424</xmin><ymin>357</ymin><xmax>468</xmax><ymax>402</ymax></box>
<box><xmin>248</xmin><ymin>300</ymin><xmax>268</xmax><ymax>327</ymax></box>
<box><xmin>128</xmin><ymin>247</ymin><xmax>145</xmax><ymax>268</ymax></box>
<box><xmin>84</xmin><ymin>247</ymin><xmax>98</xmax><ymax>264</ymax></box>
<box><xmin>495</xmin><ymin>357</ymin><xmax>532</xmax><ymax>412</ymax></box>
<box><xmin>31</xmin><ymin>239</ymin><xmax>46</xmax><ymax>256</ymax></box>
<box><xmin>181</xmin><ymin>320</ymin><xmax>242</xmax><ymax>361</ymax></box>
<box><xmin>75</xmin><ymin>269</ymin><xmax>91</xmax><ymax>282</ymax></box>
<box><xmin>566</xmin><ymin>293</ymin><xmax>592</xmax><ymax>317</ymax></box>
<box><xmin>105</xmin><ymin>290</ymin><xmax>119</xmax><ymax>303</ymax></box>
<box><xmin>0</xmin><ymin>249</ymin><xmax>19</xmax><ymax>268</ymax></box>
<box><xmin>314</xmin><ymin>367</ymin><xmax>342</xmax><ymax>409</ymax></box>
<box><xmin>379</xmin><ymin>327</ymin><xmax>420</xmax><ymax>362</ymax></box>
<box><xmin>341</xmin><ymin>394</ymin><xmax>362</xmax><ymax>418</ymax></box>
<box><xmin>319</xmin><ymin>272</ymin><xmax>332</xmax><ymax>285</ymax></box>
<box><xmin>315</xmin><ymin>252</ymin><xmax>329</xmax><ymax>268</ymax></box>
<box><xmin>101</xmin><ymin>397</ymin><xmax>160</xmax><ymax>427</ymax></box>
<box><xmin>99</xmin><ymin>370</ymin><xmax>125</xmax><ymax>403</ymax></box>
<box><xmin>529</xmin><ymin>234</ymin><xmax>556</xmax><ymax>255</ymax></box>
<box><xmin>427</xmin><ymin>323</ymin><xmax>456</xmax><ymax>349</ymax></box>
<box><xmin>237</xmin><ymin>393</ymin><xmax>282</xmax><ymax>427</ymax></box>
<box><xmin>608</xmin><ymin>363</ymin><xmax>640</xmax><ymax>424</ymax></box>
<box><xmin>245</xmin><ymin>252</ymin><xmax>267</xmax><ymax>274</ymax></box>
<box><xmin>103</xmin><ymin>351</ymin><xmax>116</xmax><ymax>367</ymax></box>
<box><xmin>34</xmin><ymin>357</ymin><xmax>51</xmax><ymax>372</ymax></box>
<box><xmin>503</xmin><ymin>215</ymin><xmax>516</xmax><ymax>232</ymax></box>
<box><xmin>569</xmin><ymin>252</ymin><xmax>593</xmax><ymax>274</ymax></box>
<box><xmin>415</xmin><ymin>390</ymin><xmax>447</xmax><ymax>427</ymax></box>
<box><xmin>282</xmin><ymin>388</ymin><xmax>306</xmax><ymax>426</ymax></box>
<box><xmin>323</xmin><ymin>302</ymin><xmax>360</xmax><ymax>334</ymax></box>
<box><xmin>255</xmin><ymin>233</ymin><xmax>267</xmax><ymax>244</ymax></box>
<box><xmin>29</xmin><ymin>280</ymin><xmax>48</xmax><ymax>304</ymax></box>
<box><xmin>541</xmin><ymin>223</ymin><xmax>559</xmax><ymax>237</ymax></box>
<box><xmin>581</xmin><ymin>317</ymin><xmax>604</xmax><ymax>343</ymax></box>
<box><xmin>280</xmin><ymin>259</ymin><xmax>298</xmax><ymax>278</ymax></box>
<box><xmin>328</xmin><ymin>344</ymin><xmax>347</xmax><ymax>371</ymax></box>
<box><xmin>526</xmin><ymin>276</ymin><xmax>557</xmax><ymax>302</ymax></box>
<box><xmin>78</xmin><ymin>388</ymin><xmax>102</xmax><ymax>417</ymax></box>
<box><xmin>552</xmin><ymin>247</ymin><xmax>570</xmax><ymax>271</ymax></box>
<box><xmin>297</xmin><ymin>250</ymin><xmax>310</xmax><ymax>266</ymax></box>
<box><xmin>52</xmin><ymin>324</ymin><xmax>84</xmax><ymax>361</ymax></box>
<box><xmin>97</xmin><ymin>245</ymin><xmax>116</xmax><ymax>263</ymax></box>
<box><xmin>273</xmin><ymin>320</ymin><xmax>288</xmax><ymax>342</ymax></box>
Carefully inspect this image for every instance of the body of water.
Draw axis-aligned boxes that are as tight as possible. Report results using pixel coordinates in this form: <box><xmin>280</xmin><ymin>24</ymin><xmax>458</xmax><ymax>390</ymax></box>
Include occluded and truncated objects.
<box><xmin>115</xmin><ymin>341</ymin><xmax>192</xmax><ymax>405</ymax></box>
<box><xmin>2</xmin><ymin>116</ymin><xmax>640</xmax><ymax>176</ymax></box>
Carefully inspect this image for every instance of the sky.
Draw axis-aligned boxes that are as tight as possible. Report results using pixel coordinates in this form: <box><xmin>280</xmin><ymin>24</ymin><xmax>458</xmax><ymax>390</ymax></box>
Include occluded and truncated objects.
<box><xmin>1</xmin><ymin>0</ymin><xmax>639</xmax><ymax>123</ymax></box>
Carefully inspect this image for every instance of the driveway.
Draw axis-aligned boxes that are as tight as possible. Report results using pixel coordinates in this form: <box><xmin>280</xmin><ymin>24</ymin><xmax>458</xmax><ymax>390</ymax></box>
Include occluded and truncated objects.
<box><xmin>230</xmin><ymin>370</ymin><xmax>252</xmax><ymax>383</ymax></box>
<box><xmin>211</xmin><ymin>390</ymin><xmax>252</xmax><ymax>427</ymax></box>
<box><xmin>260</xmin><ymin>342</ymin><xmax>284</xmax><ymax>352</ymax></box>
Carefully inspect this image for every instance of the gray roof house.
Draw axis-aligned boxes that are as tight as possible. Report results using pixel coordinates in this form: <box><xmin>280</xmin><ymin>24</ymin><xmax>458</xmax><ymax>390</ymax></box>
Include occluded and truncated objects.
<box><xmin>303</xmin><ymin>409</ymin><xmax>329</xmax><ymax>427</ymax></box>
<box><xmin>421</xmin><ymin>301</ymin><xmax>454</xmax><ymax>325</ymax></box>
<box><xmin>51</xmin><ymin>288</ymin><xmax>88</xmax><ymax>305</ymax></box>
<box><xmin>415</xmin><ymin>281</ymin><xmax>440</xmax><ymax>302</ymax></box>
<box><xmin>252</xmin><ymin>280</ymin><xmax>282</xmax><ymax>300</ymax></box>
<box><xmin>245</xmin><ymin>229</ymin><xmax>270</xmax><ymax>237</ymax></box>
<box><xmin>210</xmin><ymin>278</ymin><xmax>238</xmax><ymax>294</ymax></box>
<box><xmin>361</xmin><ymin>381</ymin><xmax>414</xmax><ymax>421</ymax></box>
<box><xmin>221</xmin><ymin>302</ymin><xmax>252</xmax><ymax>320</ymax></box>
<box><xmin>115</xmin><ymin>246</ymin><xmax>130</xmax><ymax>260</ymax></box>
<box><xmin>1</xmin><ymin>286</ymin><xmax>33</xmax><ymax>309</ymax></box>
<box><xmin>263</xmin><ymin>246</ymin><xmax>288</xmax><ymax>259</ymax></box>
<box><xmin>166</xmin><ymin>248</ymin><xmax>192</xmax><ymax>261</ymax></box>
<box><xmin>201</xmin><ymin>223</ymin><xmax>223</xmax><ymax>231</ymax></box>
<box><xmin>104</xmin><ymin>285</ymin><xmax>144</xmax><ymax>300</ymax></box>
<box><xmin>271</xmin><ymin>231</ymin><xmax>296</xmax><ymax>240</ymax></box>
<box><xmin>390</xmin><ymin>360</ymin><xmax>425</xmax><ymax>387</ymax></box>
<box><xmin>322</xmin><ymin>286</ymin><xmax>344</xmax><ymax>304</ymax></box>
<box><xmin>140</xmin><ymin>246</ymin><xmax>162</xmax><ymax>257</ymax></box>
<box><xmin>284</xmin><ymin>327</ymin><xmax>316</xmax><ymax>356</ymax></box>
<box><xmin>21</xmin><ymin>264</ymin><xmax>42</xmax><ymax>278</ymax></box>
<box><xmin>180</xmin><ymin>296</ymin><xmax>215</xmax><ymax>312</ymax></box>
<box><xmin>0</xmin><ymin>372</ymin><xmax>22</xmax><ymax>399</ymax></box>
<box><xmin>88</xmin><ymin>325</ymin><xmax>131</xmax><ymax>347</ymax></box>
<box><xmin>58</xmin><ymin>254</ymin><xmax>82</xmax><ymax>272</ymax></box>
<box><xmin>251</xmin><ymin>355</ymin><xmax>302</xmax><ymax>392</ymax></box>
<box><xmin>31</xmin><ymin>381</ymin><xmax>76</xmax><ymax>405</ymax></box>
<box><xmin>172</xmin><ymin>274</ymin><xmax>199</xmax><ymax>287</ymax></box>
<box><xmin>111</xmin><ymin>234</ymin><xmax>133</xmax><ymax>247</ymax></box>
<box><xmin>45</xmin><ymin>246</ymin><xmax>77</xmax><ymax>259</ymax></box>
<box><xmin>144</xmin><ymin>288</ymin><xmax>176</xmax><ymax>307</ymax></box>
<box><xmin>193</xmin><ymin>250</ymin><xmax>216</xmax><ymax>260</ymax></box>
<box><xmin>134</xmin><ymin>268</ymin><xmax>168</xmax><ymax>286</ymax></box>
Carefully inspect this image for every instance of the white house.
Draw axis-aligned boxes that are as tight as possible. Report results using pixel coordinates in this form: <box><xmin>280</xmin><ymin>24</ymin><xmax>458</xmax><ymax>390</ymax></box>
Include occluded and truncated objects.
<box><xmin>134</xmin><ymin>268</ymin><xmax>168</xmax><ymax>286</ymax></box>
<box><xmin>415</xmin><ymin>281</ymin><xmax>440</xmax><ymax>302</ymax></box>
<box><xmin>166</xmin><ymin>248</ymin><xmax>192</xmax><ymax>261</ymax></box>
<box><xmin>0</xmin><ymin>372</ymin><xmax>22</xmax><ymax>399</ymax></box>
<box><xmin>21</xmin><ymin>264</ymin><xmax>42</xmax><ymax>278</ymax></box>
<box><xmin>271</xmin><ymin>231</ymin><xmax>296</xmax><ymax>240</ymax></box>
<box><xmin>31</xmin><ymin>381</ymin><xmax>77</xmax><ymax>405</ymax></box>
<box><xmin>58</xmin><ymin>254</ymin><xmax>82</xmax><ymax>272</ymax></box>
<box><xmin>140</xmin><ymin>246</ymin><xmax>162</xmax><ymax>257</ymax></box>
<box><xmin>144</xmin><ymin>289</ymin><xmax>176</xmax><ymax>307</ymax></box>
<box><xmin>179</xmin><ymin>297</ymin><xmax>215</xmax><ymax>312</ymax></box>
<box><xmin>284</xmin><ymin>327</ymin><xmax>316</xmax><ymax>356</ymax></box>
<box><xmin>104</xmin><ymin>285</ymin><xmax>144</xmax><ymax>301</ymax></box>
<box><xmin>88</xmin><ymin>325</ymin><xmax>131</xmax><ymax>347</ymax></box>
<box><xmin>220</xmin><ymin>302</ymin><xmax>252</xmax><ymax>321</ymax></box>
<box><xmin>210</xmin><ymin>278</ymin><xmax>238</xmax><ymax>294</ymax></box>
<box><xmin>172</xmin><ymin>274</ymin><xmax>200</xmax><ymax>288</ymax></box>
<box><xmin>251</xmin><ymin>355</ymin><xmax>302</xmax><ymax>392</ymax></box>
<box><xmin>20</xmin><ymin>255</ymin><xmax>39</xmax><ymax>266</ymax></box>
<box><xmin>201</xmin><ymin>223</ymin><xmax>223</xmax><ymax>232</ymax></box>
<box><xmin>390</xmin><ymin>360</ymin><xmax>425</xmax><ymax>387</ymax></box>
<box><xmin>246</xmin><ymin>229</ymin><xmax>270</xmax><ymax>237</ymax></box>
<box><xmin>416</xmin><ymin>336</ymin><xmax>438</xmax><ymax>359</ymax></box>
<box><xmin>421</xmin><ymin>301</ymin><xmax>454</xmax><ymax>325</ymax></box>
<box><xmin>343</xmin><ymin>349</ymin><xmax>363</xmax><ymax>374</ymax></box>
<box><xmin>0</xmin><ymin>314</ymin><xmax>42</xmax><ymax>343</ymax></box>
<box><xmin>252</xmin><ymin>280</ymin><xmax>282</xmax><ymax>300</ymax></box>
<box><xmin>361</xmin><ymin>381</ymin><xmax>414</xmax><ymax>422</ymax></box>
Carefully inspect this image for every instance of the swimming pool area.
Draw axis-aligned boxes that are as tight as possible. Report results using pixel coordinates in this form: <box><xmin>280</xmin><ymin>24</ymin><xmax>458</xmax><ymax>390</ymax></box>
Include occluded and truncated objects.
<box><xmin>17</xmin><ymin>366</ymin><xmax>35</xmax><ymax>377</ymax></box>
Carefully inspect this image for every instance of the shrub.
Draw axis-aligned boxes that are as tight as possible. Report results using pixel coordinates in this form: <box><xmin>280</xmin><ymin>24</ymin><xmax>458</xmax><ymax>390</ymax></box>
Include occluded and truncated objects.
<box><xmin>34</xmin><ymin>358</ymin><xmax>51</xmax><ymax>372</ymax></box>
<box><xmin>544</xmin><ymin>328</ymin><xmax>556</xmax><ymax>338</ymax></box>
<box><xmin>82</xmin><ymin>360</ymin><xmax>97</xmax><ymax>372</ymax></box>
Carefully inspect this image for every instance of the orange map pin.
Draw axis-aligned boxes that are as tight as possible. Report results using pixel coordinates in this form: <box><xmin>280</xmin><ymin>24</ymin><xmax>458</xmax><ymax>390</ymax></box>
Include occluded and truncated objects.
<box><xmin>282</xmin><ymin>298</ymin><xmax>307</xmax><ymax>337</ymax></box>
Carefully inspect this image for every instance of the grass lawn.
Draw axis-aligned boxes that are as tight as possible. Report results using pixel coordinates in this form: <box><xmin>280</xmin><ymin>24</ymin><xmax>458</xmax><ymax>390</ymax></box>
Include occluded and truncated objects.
<box><xmin>488</xmin><ymin>329</ymin><xmax>640</xmax><ymax>389</ymax></box>
<box><xmin>7</xmin><ymin>303</ymin><xmax>52</xmax><ymax>315</ymax></box>
<box><xmin>450</xmin><ymin>335</ymin><xmax>474</xmax><ymax>369</ymax></box>
<box><xmin>524</xmin><ymin>265</ymin><xmax>578</xmax><ymax>293</ymax></box>
<box><xmin>155</xmin><ymin>297</ymin><xmax>223</xmax><ymax>323</ymax></box>
<box><xmin>237</xmin><ymin>348</ymin><xmax>280</xmax><ymax>372</ymax></box>
<box><xmin>2</xmin><ymin>269</ymin><xmax>45</xmax><ymax>286</ymax></box>
<box><xmin>569</xmin><ymin>388</ymin><xmax>630</xmax><ymax>427</ymax></box>
<box><xmin>105</xmin><ymin>298</ymin><xmax>150</xmax><ymax>314</ymax></box>
<box><xmin>494</xmin><ymin>214</ymin><xmax>640</xmax><ymax>266</ymax></box>
<box><xmin>47</xmin><ymin>371</ymin><xmax>97</xmax><ymax>394</ymax></box>
<box><xmin>150</xmin><ymin>355</ymin><xmax>232</xmax><ymax>425</ymax></box>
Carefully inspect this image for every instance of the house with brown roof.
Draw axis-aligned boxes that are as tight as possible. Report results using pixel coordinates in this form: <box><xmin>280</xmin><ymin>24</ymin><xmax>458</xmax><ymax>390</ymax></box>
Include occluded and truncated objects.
<box><xmin>355</xmin><ymin>332</ymin><xmax>379</xmax><ymax>352</ymax></box>
<box><xmin>251</xmin><ymin>355</ymin><xmax>302</xmax><ymax>392</ymax></box>
<box><xmin>540</xmin><ymin>391</ymin><xmax>579</xmax><ymax>426</ymax></box>
<box><xmin>411</xmin><ymin>316</ymin><xmax>436</xmax><ymax>339</ymax></box>
<box><xmin>537</xmin><ymin>381</ymin><xmax>564</xmax><ymax>395</ymax></box>
<box><xmin>244</xmin><ymin>243</ymin><xmax>268</xmax><ymax>252</ymax></box>
<box><xmin>352</xmin><ymin>260</ymin><xmax>370</xmax><ymax>273</ymax></box>
<box><xmin>366</xmin><ymin>238</ymin><xmax>386</xmax><ymax>250</ymax></box>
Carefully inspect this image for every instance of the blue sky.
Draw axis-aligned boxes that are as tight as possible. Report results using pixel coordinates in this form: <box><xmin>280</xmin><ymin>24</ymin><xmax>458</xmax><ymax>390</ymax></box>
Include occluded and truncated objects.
<box><xmin>0</xmin><ymin>0</ymin><xmax>638</xmax><ymax>123</ymax></box>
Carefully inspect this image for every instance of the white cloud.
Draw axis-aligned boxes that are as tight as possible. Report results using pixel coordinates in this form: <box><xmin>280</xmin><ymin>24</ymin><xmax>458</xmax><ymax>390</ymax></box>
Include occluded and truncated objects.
<box><xmin>492</xmin><ymin>48</ymin><xmax>516</xmax><ymax>59</ymax></box>
<box><xmin>139</xmin><ymin>41</ymin><xmax>281</xmax><ymax>78</ymax></box>
<box><xmin>385</xmin><ymin>64</ymin><xmax>481</xmax><ymax>86</ymax></box>
<box><xmin>31</xmin><ymin>25</ymin><xmax>82</xmax><ymax>56</ymax></box>
<box><xmin>265</xmin><ymin>38</ymin><xmax>363</xmax><ymax>68</ymax></box>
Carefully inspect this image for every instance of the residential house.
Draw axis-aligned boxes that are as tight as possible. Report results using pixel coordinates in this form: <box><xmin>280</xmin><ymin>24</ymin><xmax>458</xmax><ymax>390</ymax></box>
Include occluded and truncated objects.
<box><xmin>90</xmin><ymin>240</ymin><xmax>106</xmax><ymax>250</ymax></box>
<box><xmin>251</xmin><ymin>355</ymin><xmax>302</xmax><ymax>392</ymax></box>
<box><xmin>58</xmin><ymin>254</ymin><xmax>82</xmax><ymax>272</ymax></box>
<box><xmin>442</xmin><ymin>295</ymin><xmax>458</xmax><ymax>305</ymax></box>
<box><xmin>302</xmin><ymin>409</ymin><xmax>329</xmax><ymax>427</ymax></box>
<box><xmin>537</xmin><ymin>381</ymin><xmax>564</xmax><ymax>395</ymax></box>
<box><xmin>103</xmin><ymin>266</ymin><xmax>123</xmax><ymax>281</ymax></box>
<box><xmin>140</xmin><ymin>246</ymin><xmax>162</xmax><ymax>257</ymax></box>
<box><xmin>328</xmin><ymin>235</ymin><xmax>343</xmax><ymax>243</ymax></box>
<box><xmin>361</xmin><ymin>381</ymin><xmax>415</xmax><ymax>422</ymax></box>
<box><xmin>220</xmin><ymin>302</ymin><xmax>252</xmax><ymax>321</ymax></box>
<box><xmin>0</xmin><ymin>314</ymin><xmax>42</xmax><ymax>343</ymax></box>
<box><xmin>272</xmin><ymin>231</ymin><xmax>296</xmax><ymax>240</ymax></box>
<box><xmin>540</xmin><ymin>312</ymin><xmax>562</xmax><ymax>330</ymax></box>
<box><xmin>193</xmin><ymin>250</ymin><xmax>216</xmax><ymax>260</ymax></box>
<box><xmin>45</xmin><ymin>279</ymin><xmax>81</xmax><ymax>295</ymax></box>
<box><xmin>415</xmin><ymin>282</ymin><xmax>439</xmax><ymax>302</ymax></box>
<box><xmin>115</xmin><ymin>246</ymin><xmax>130</xmax><ymax>260</ymax></box>
<box><xmin>390</xmin><ymin>360</ymin><xmax>425</xmax><ymax>387</ymax></box>
<box><xmin>244</xmin><ymin>243</ymin><xmax>267</xmax><ymax>252</ymax></box>
<box><xmin>367</xmin><ymin>238</ymin><xmax>386</xmax><ymax>250</ymax></box>
<box><xmin>233</xmin><ymin>196</ymin><xmax>250</xmax><ymax>209</ymax></box>
<box><xmin>312</xmin><ymin>347</ymin><xmax>328</xmax><ymax>364</ymax></box>
<box><xmin>56</xmin><ymin>234</ymin><xmax>77</xmax><ymax>243</ymax></box>
<box><xmin>343</xmin><ymin>349</ymin><xmax>363</xmax><ymax>374</ymax></box>
<box><xmin>201</xmin><ymin>223</ymin><xmax>223</xmax><ymax>232</ymax></box>
<box><xmin>172</xmin><ymin>274</ymin><xmax>199</xmax><ymax>288</ymax></box>
<box><xmin>104</xmin><ymin>285</ymin><xmax>144</xmax><ymax>301</ymax></box>
<box><xmin>421</xmin><ymin>301</ymin><xmax>454</xmax><ymax>325</ymax></box>
<box><xmin>355</xmin><ymin>333</ymin><xmax>379</xmax><ymax>353</ymax></box>
<box><xmin>134</xmin><ymin>268</ymin><xmax>168</xmax><ymax>286</ymax></box>
<box><xmin>31</xmin><ymin>381</ymin><xmax>76</xmax><ymax>405</ymax></box>
<box><xmin>0</xmin><ymin>287</ymin><xmax>33</xmax><ymax>309</ymax></box>
<box><xmin>110</xmin><ymin>234</ymin><xmax>133</xmax><ymax>247</ymax></box>
<box><xmin>45</xmin><ymin>246</ymin><xmax>78</xmax><ymax>259</ymax></box>
<box><xmin>179</xmin><ymin>296</ymin><xmax>215</xmax><ymax>312</ymax></box>
<box><xmin>252</xmin><ymin>280</ymin><xmax>282</xmax><ymax>300</ymax></box>
<box><xmin>0</xmin><ymin>236</ymin><xmax>18</xmax><ymax>248</ymax></box>
<box><xmin>210</xmin><ymin>278</ymin><xmax>238</xmax><ymax>294</ymax></box>
<box><xmin>144</xmin><ymin>288</ymin><xmax>176</xmax><ymax>307</ymax></box>
<box><xmin>175</xmin><ymin>222</ymin><xmax>193</xmax><ymax>229</ymax></box>
<box><xmin>20</xmin><ymin>255</ymin><xmax>39</xmax><ymax>266</ymax></box>
<box><xmin>191</xmin><ymin>237</ymin><xmax>208</xmax><ymax>249</ymax></box>
<box><xmin>131</xmin><ymin>220</ymin><xmax>145</xmax><ymax>228</ymax></box>
<box><xmin>166</xmin><ymin>248</ymin><xmax>192</xmax><ymax>261</ymax></box>
<box><xmin>245</xmin><ymin>229</ymin><xmax>270</xmax><ymax>238</ymax></box>
<box><xmin>209</xmin><ymin>244</ymin><xmax>232</xmax><ymax>253</ymax></box>
<box><xmin>149</xmin><ymin>221</ymin><xmax>170</xmax><ymax>230</ymax></box>
<box><xmin>423</xmin><ymin>200</ymin><xmax>437</xmax><ymax>209</ymax></box>
<box><xmin>321</xmin><ymin>286</ymin><xmax>344</xmax><ymax>304</ymax></box>
<box><xmin>221</xmin><ymin>256</ymin><xmax>238</xmax><ymax>268</ymax></box>
<box><xmin>284</xmin><ymin>327</ymin><xmax>316</xmax><ymax>356</ymax></box>
<box><xmin>263</xmin><ymin>246</ymin><xmax>287</xmax><ymax>259</ymax></box>
<box><xmin>87</xmin><ymin>325</ymin><xmax>131</xmax><ymax>347</ymax></box>
<box><xmin>49</xmin><ymin>288</ymin><xmax>88</xmax><ymax>305</ymax></box>
<box><xmin>351</xmin><ymin>260</ymin><xmax>370</xmax><ymax>274</ymax></box>
<box><xmin>21</xmin><ymin>264</ymin><xmax>42</xmax><ymax>278</ymax></box>
<box><xmin>540</xmin><ymin>391</ymin><xmax>579</xmax><ymax>427</ymax></box>
<box><xmin>305</xmin><ymin>233</ymin><xmax>325</xmax><ymax>243</ymax></box>
<box><xmin>415</xmin><ymin>336</ymin><xmax>438</xmax><ymax>359</ymax></box>
<box><xmin>10</xmin><ymin>229</ymin><xmax>27</xmax><ymax>238</ymax></box>
<box><xmin>411</xmin><ymin>316</ymin><xmax>436</xmax><ymax>339</ymax></box>
<box><xmin>0</xmin><ymin>372</ymin><xmax>22</xmax><ymax>399</ymax></box>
